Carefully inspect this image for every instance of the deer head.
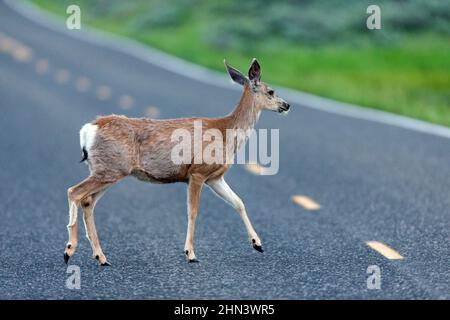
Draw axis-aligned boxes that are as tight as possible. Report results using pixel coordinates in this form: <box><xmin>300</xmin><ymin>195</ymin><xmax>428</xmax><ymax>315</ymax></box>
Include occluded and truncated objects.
<box><xmin>224</xmin><ymin>58</ymin><xmax>290</xmax><ymax>114</ymax></box>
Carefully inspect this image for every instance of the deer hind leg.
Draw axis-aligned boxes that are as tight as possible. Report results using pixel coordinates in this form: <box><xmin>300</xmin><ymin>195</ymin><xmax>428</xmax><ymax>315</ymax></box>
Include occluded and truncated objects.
<box><xmin>65</xmin><ymin>189</ymin><xmax>79</xmax><ymax>262</ymax></box>
<box><xmin>206</xmin><ymin>177</ymin><xmax>263</xmax><ymax>253</ymax></box>
<box><xmin>184</xmin><ymin>174</ymin><xmax>205</xmax><ymax>262</ymax></box>
<box><xmin>81</xmin><ymin>189</ymin><xmax>110</xmax><ymax>266</ymax></box>
<box><xmin>64</xmin><ymin>176</ymin><xmax>113</xmax><ymax>264</ymax></box>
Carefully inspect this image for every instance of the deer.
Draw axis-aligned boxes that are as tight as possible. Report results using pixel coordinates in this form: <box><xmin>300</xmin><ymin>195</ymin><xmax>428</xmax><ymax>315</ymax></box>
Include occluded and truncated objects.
<box><xmin>63</xmin><ymin>58</ymin><xmax>290</xmax><ymax>265</ymax></box>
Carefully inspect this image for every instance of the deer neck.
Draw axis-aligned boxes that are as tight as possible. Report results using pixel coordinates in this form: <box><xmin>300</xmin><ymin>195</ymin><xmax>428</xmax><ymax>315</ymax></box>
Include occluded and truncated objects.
<box><xmin>227</xmin><ymin>84</ymin><xmax>261</xmax><ymax>150</ymax></box>
<box><xmin>229</xmin><ymin>84</ymin><xmax>260</xmax><ymax>133</ymax></box>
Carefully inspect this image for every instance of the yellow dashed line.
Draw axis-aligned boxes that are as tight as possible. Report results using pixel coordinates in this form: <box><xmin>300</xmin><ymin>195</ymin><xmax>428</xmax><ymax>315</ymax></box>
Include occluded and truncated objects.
<box><xmin>118</xmin><ymin>95</ymin><xmax>134</xmax><ymax>110</ymax></box>
<box><xmin>54</xmin><ymin>69</ymin><xmax>70</xmax><ymax>84</ymax></box>
<box><xmin>144</xmin><ymin>105</ymin><xmax>160</xmax><ymax>118</ymax></box>
<box><xmin>75</xmin><ymin>76</ymin><xmax>91</xmax><ymax>92</ymax></box>
<box><xmin>96</xmin><ymin>85</ymin><xmax>112</xmax><ymax>100</ymax></box>
<box><xmin>366</xmin><ymin>241</ymin><xmax>404</xmax><ymax>260</ymax></box>
<box><xmin>292</xmin><ymin>195</ymin><xmax>321</xmax><ymax>210</ymax></box>
<box><xmin>0</xmin><ymin>32</ymin><xmax>33</xmax><ymax>63</ymax></box>
<box><xmin>245</xmin><ymin>163</ymin><xmax>265</xmax><ymax>175</ymax></box>
<box><xmin>12</xmin><ymin>45</ymin><xmax>33</xmax><ymax>63</ymax></box>
<box><xmin>0</xmin><ymin>33</ymin><xmax>14</xmax><ymax>53</ymax></box>
<box><xmin>35</xmin><ymin>59</ymin><xmax>49</xmax><ymax>75</ymax></box>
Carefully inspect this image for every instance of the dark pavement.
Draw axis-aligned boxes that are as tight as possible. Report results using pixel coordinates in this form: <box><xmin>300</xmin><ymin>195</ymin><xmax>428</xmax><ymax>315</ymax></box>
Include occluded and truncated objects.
<box><xmin>0</xmin><ymin>0</ymin><xmax>449</xmax><ymax>299</ymax></box>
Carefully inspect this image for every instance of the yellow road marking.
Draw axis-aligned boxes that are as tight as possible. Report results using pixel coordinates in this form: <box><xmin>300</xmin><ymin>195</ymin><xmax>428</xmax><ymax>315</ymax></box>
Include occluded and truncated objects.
<box><xmin>96</xmin><ymin>85</ymin><xmax>111</xmax><ymax>100</ymax></box>
<box><xmin>366</xmin><ymin>241</ymin><xmax>404</xmax><ymax>260</ymax></box>
<box><xmin>12</xmin><ymin>45</ymin><xmax>33</xmax><ymax>63</ymax></box>
<box><xmin>54</xmin><ymin>69</ymin><xmax>70</xmax><ymax>84</ymax></box>
<box><xmin>0</xmin><ymin>33</ymin><xmax>14</xmax><ymax>52</ymax></box>
<box><xmin>0</xmin><ymin>33</ymin><xmax>33</xmax><ymax>62</ymax></box>
<box><xmin>292</xmin><ymin>195</ymin><xmax>321</xmax><ymax>210</ymax></box>
<box><xmin>35</xmin><ymin>59</ymin><xmax>49</xmax><ymax>75</ymax></box>
<box><xmin>0</xmin><ymin>32</ymin><xmax>7</xmax><ymax>51</ymax></box>
<box><xmin>118</xmin><ymin>95</ymin><xmax>134</xmax><ymax>110</ymax></box>
<box><xmin>144</xmin><ymin>105</ymin><xmax>160</xmax><ymax>118</ymax></box>
<box><xmin>75</xmin><ymin>76</ymin><xmax>91</xmax><ymax>92</ymax></box>
<box><xmin>245</xmin><ymin>163</ymin><xmax>264</xmax><ymax>175</ymax></box>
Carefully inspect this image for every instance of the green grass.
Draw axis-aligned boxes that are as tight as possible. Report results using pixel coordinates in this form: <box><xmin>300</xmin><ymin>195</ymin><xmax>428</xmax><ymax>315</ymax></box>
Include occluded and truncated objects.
<box><xmin>31</xmin><ymin>0</ymin><xmax>450</xmax><ymax>126</ymax></box>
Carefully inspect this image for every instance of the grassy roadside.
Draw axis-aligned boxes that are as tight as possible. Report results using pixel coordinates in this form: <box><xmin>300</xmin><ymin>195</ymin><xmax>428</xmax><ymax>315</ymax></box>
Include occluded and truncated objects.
<box><xmin>30</xmin><ymin>0</ymin><xmax>450</xmax><ymax>126</ymax></box>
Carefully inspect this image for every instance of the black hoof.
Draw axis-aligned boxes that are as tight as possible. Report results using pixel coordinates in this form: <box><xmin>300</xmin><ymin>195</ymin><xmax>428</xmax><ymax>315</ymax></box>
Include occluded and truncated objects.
<box><xmin>253</xmin><ymin>244</ymin><xmax>264</xmax><ymax>253</ymax></box>
<box><xmin>101</xmin><ymin>261</ymin><xmax>111</xmax><ymax>267</ymax></box>
<box><xmin>64</xmin><ymin>253</ymin><xmax>70</xmax><ymax>264</ymax></box>
<box><xmin>188</xmin><ymin>259</ymin><xmax>199</xmax><ymax>263</ymax></box>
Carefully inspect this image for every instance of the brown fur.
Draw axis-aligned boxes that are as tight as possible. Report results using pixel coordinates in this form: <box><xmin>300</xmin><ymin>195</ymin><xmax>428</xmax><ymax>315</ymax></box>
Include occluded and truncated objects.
<box><xmin>64</xmin><ymin>60</ymin><xmax>289</xmax><ymax>264</ymax></box>
<box><xmin>86</xmin><ymin>84</ymin><xmax>261</xmax><ymax>185</ymax></box>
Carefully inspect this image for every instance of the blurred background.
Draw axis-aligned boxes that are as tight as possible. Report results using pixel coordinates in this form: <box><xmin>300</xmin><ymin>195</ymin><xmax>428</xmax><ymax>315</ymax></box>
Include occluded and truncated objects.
<box><xmin>33</xmin><ymin>0</ymin><xmax>450</xmax><ymax>125</ymax></box>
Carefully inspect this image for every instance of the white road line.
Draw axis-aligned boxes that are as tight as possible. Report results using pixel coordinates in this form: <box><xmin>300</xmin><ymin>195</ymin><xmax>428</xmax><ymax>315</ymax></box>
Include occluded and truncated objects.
<box><xmin>6</xmin><ymin>0</ymin><xmax>450</xmax><ymax>139</ymax></box>
<box><xmin>366</xmin><ymin>241</ymin><xmax>404</xmax><ymax>260</ymax></box>
<box><xmin>292</xmin><ymin>195</ymin><xmax>321</xmax><ymax>211</ymax></box>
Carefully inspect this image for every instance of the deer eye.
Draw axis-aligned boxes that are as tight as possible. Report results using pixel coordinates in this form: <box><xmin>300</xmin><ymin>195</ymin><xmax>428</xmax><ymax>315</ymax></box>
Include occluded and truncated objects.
<box><xmin>268</xmin><ymin>90</ymin><xmax>274</xmax><ymax>96</ymax></box>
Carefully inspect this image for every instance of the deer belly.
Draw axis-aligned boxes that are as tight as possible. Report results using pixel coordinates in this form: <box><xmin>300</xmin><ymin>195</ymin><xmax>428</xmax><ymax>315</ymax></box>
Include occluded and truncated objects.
<box><xmin>131</xmin><ymin>169</ymin><xmax>164</xmax><ymax>183</ymax></box>
<box><xmin>131</xmin><ymin>162</ymin><xmax>186</xmax><ymax>184</ymax></box>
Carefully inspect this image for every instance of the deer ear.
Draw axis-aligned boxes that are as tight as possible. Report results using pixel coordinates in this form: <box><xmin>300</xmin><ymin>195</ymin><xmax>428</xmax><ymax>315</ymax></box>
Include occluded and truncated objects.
<box><xmin>224</xmin><ymin>60</ymin><xmax>247</xmax><ymax>86</ymax></box>
<box><xmin>248</xmin><ymin>58</ymin><xmax>261</xmax><ymax>82</ymax></box>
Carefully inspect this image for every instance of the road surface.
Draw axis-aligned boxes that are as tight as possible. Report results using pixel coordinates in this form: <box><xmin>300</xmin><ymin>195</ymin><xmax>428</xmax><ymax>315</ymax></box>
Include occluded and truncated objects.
<box><xmin>0</xmin><ymin>0</ymin><xmax>449</xmax><ymax>299</ymax></box>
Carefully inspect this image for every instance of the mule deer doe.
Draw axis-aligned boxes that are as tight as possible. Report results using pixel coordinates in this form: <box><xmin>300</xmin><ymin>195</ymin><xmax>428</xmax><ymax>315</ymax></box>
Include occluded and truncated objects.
<box><xmin>64</xmin><ymin>59</ymin><xmax>290</xmax><ymax>265</ymax></box>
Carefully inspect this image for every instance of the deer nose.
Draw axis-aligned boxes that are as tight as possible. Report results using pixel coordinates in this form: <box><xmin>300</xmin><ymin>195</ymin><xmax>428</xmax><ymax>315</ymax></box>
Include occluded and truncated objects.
<box><xmin>278</xmin><ymin>102</ymin><xmax>290</xmax><ymax>113</ymax></box>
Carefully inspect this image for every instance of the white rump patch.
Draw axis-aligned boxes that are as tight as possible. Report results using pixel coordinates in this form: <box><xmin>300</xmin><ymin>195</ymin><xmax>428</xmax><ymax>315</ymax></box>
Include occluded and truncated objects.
<box><xmin>79</xmin><ymin>123</ymin><xmax>98</xmax><ymax>152</ymax></box>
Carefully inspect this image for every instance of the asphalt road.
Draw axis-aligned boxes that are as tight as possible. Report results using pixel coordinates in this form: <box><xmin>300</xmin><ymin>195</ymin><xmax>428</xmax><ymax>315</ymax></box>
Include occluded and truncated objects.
<box><xmin>0</xmin><ymin>1</ymin><xmax>449</xmax><ymax>299</ymax></box>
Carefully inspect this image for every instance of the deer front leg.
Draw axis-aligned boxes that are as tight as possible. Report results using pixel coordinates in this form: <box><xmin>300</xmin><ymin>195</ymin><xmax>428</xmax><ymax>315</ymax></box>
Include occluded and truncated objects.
<box><xmin>206</xmin><ymin>177</ymin><xmax>263</xmax><ymax>252</ymax></box>
<box><xmin>184</xmin><ymin>175</ymin><xmax>204</xmax><ymax>262</ymax></box>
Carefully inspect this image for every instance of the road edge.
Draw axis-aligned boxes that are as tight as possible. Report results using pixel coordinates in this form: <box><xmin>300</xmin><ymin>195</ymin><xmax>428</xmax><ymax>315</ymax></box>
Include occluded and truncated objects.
<box><xmin>6</xmin><ymin>0</ymin><xmax>450</xmax><ymax>139</ymax></box>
